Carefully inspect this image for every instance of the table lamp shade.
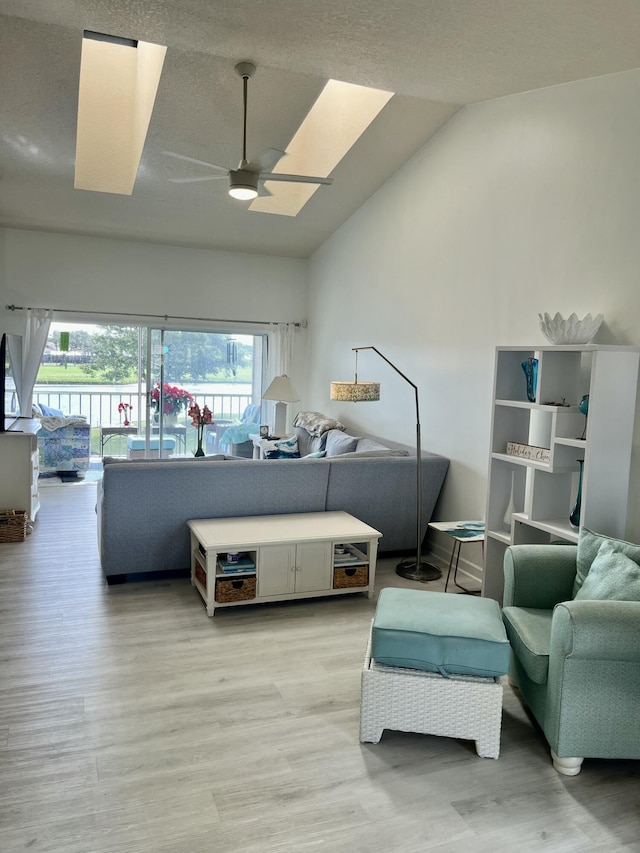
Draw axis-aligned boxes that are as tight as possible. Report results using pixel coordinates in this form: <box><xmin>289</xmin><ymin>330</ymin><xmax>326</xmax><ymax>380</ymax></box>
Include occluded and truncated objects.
<box><xmin>330</xmin><ymin>381</ymin><xmax>380</xmax><ymax>402</ymax></box>
<box><xmin>262</xmin><ymin>375</ymin><xmax>300</xmax><ymax>403</ymax></box>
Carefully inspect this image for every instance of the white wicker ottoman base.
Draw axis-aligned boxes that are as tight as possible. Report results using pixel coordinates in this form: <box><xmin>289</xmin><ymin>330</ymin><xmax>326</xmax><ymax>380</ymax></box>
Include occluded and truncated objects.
<box><xmin>360</xmin><ymin>632</ymin><xmax>504</xmax><ymax>759</ymax></box>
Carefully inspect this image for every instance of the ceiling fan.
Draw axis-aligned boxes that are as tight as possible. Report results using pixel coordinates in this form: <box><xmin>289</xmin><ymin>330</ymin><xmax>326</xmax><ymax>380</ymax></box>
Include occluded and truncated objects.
<box><xmin>163</xmin><ymin>62</ymin><xmax>333</xmax><ymax>201</ymax></box>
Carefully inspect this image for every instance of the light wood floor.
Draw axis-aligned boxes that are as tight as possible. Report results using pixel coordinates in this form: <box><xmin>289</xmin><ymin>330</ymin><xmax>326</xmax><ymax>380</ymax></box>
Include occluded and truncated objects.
<box><xmin>1</xmin><ymin>478</ymin><xmax>639</xmax><ymax>852</ymax></box>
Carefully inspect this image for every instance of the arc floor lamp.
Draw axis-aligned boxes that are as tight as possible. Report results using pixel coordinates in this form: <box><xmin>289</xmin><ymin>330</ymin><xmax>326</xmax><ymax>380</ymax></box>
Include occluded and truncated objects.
<box><xmin>330</xmin><ymin>346</ymin><xmax>441</xmax><ymax>583</ymax></box>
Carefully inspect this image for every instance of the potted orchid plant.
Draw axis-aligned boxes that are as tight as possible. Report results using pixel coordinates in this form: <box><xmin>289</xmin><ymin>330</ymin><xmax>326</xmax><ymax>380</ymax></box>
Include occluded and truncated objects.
<box><xmin>188</xmin><ymin>402</ymin><xmax>214</xmax><ymax>456</ymax></box>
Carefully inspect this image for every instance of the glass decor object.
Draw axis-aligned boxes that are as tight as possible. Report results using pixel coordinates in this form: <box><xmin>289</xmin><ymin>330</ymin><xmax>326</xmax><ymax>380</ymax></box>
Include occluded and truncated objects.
<box><xmin>569</xmin><ymin>459</ymin><xmax>584</xmax><ymax>527</ymax></box>
<box><xmin>521</xmin><ymin>357</ymin><xmax>538</xmax><ymax>403</ymax></box>
<box><xmin>503</xmin><ymin>470</ymin><xmax>517</xmax><ymax>531</ymax></box>
<box><xmin>579</xmin><ymin>394</ymin><xmax>589</xmax><ymax>439</ymax></box>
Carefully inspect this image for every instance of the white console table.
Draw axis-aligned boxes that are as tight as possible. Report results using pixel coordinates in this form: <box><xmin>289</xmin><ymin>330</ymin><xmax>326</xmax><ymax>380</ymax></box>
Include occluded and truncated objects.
<box><xmin>187</xmin><ymin>511</ymin><xmax>381</xmax><ymax>616</ymax></box>
<box><xmin>0</xmin><ymin>417</ymin><xmax>41</xmax><ymax>521</ymax></box>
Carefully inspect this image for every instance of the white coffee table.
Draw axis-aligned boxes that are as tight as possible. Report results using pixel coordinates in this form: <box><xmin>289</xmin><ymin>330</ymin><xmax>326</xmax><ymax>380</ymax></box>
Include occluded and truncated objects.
<box><xmin>188</xmin><ymin>511</ymin><xmax>382</xmax><ymax>615</ymax></box>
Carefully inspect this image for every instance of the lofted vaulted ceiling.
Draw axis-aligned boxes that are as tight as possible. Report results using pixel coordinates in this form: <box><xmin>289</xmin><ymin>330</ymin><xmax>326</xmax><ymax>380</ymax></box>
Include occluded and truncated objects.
<box><xmin>2</xmin><ymin>1</ymin><xmax>640</xmax><ymax>258</ymax></box>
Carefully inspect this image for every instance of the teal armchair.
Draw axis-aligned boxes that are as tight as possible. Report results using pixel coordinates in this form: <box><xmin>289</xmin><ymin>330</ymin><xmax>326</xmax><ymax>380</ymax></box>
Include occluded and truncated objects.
<box><xmin>502</xmin><ymin>543</ymin><xmax>640</xmax><ymax>775</ymax></box>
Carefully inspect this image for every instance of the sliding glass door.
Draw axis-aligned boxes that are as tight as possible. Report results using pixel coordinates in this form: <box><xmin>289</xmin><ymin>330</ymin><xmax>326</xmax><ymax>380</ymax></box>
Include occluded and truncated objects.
<box><xmin>146</xmin><ymin>328</ymin><xmax>263</xmax><ymax>458</ymax></box>
<box><xmin>34</xmin><ymin>322</ymin><xmax>265</xmax><ymax>462</ymax></box>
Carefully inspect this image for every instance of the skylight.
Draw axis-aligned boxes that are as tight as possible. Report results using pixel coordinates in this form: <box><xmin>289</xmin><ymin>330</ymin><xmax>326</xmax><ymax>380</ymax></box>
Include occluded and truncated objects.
<box><xmin>250</xmin><ymin>79</ymin><xmax>393</xmax><ymax>216</ymax></box>
<box><xmin>75</xmin><ymin>31</ymin><xmax>166</xmax><ymax>195</ymax></box>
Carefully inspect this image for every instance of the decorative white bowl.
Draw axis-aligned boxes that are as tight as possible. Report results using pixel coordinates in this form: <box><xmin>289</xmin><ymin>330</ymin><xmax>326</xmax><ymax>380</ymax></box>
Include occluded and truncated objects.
<box><xmin>538</xmin><ymin>312</ymin><xmax>604</xmax><ymax>345</ymax></box>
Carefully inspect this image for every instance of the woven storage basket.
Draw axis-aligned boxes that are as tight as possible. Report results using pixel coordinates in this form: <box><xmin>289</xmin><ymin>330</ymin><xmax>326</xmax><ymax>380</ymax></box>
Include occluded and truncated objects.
<box><xmin>194</xmin><ymin>562</ymin><xmax>207</xmax><ymax>591</ymax></box>
<box><xmin>333</xmin><ymin>565</ymin><xmax>369</xmax><ymax>588</ymax></box>
<box><xmin>215</xmin><ymin>575</ymin><xmax>256</xmax><ymax>603</ymax></box>
<box><xmin>0</xmin><ymin>510</ymin><xmax>27</xmax><ymax>543</ymax></box>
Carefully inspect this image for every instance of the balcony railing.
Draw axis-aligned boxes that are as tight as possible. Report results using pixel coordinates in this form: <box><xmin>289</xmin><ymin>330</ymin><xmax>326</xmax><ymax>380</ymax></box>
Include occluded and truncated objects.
<box><xmin>33</xmin><ymin>388</ymin><xmax>254</xmax><ymax>457</ymax></box>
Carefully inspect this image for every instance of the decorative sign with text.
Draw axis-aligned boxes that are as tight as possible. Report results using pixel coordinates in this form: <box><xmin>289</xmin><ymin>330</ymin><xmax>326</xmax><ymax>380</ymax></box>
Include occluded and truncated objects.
<box><xmin>505</xmin><ymin>442</ymin><xmax>550</xmax><ymax>463</ymax></box>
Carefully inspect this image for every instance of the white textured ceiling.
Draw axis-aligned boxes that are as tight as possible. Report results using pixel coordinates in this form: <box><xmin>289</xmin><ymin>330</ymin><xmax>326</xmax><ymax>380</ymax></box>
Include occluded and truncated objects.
<box><xmin>2</xmin><ymin>1</ymin><xmax>640</xmax><ymax>258</ymax></box>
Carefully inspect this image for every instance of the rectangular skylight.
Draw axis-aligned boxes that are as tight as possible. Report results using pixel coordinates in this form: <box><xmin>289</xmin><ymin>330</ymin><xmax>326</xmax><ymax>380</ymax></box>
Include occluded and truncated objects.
<box><xmin>250</xmin><ymin>79</ymin><xmax>393</xmax><ymax>216</ymax></box>
<box><xmin>75</xmin><ymin>31</ymin><xmax>166</xmax><ymax>195</ymax></box>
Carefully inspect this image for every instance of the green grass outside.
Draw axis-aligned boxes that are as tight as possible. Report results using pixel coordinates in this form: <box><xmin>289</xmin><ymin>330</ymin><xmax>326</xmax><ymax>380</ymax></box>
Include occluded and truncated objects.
<box><xmin>36</xmin><ymin>364</ymin><xmax>253</xmax><ymax>384</ymax></box>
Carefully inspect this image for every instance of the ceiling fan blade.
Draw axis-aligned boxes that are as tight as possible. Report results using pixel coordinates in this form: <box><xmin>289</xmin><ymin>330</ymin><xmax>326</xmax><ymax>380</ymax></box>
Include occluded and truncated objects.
<box><xmin>259</xmin><ymin>172</ymin><xmax>333</xmax><ymax>186</ymax></box>
<box><xmin>252</xmin><ymin>148</ymin><xmax>286</xmax><ymax>173</ymax></box>
<box><xmin>162</xmin><ymin>150</ymin><xmax>229</xmax><ymax>173</ymax></box>
<box><xmin>256</xmin><ymin>183</ymin><xmax>272</xmax><ymax>198</ymax></box>
<box><xmin>170</xmin><ymin>174</ymin><xmax>228</xmax><ymax>184</ymax></box>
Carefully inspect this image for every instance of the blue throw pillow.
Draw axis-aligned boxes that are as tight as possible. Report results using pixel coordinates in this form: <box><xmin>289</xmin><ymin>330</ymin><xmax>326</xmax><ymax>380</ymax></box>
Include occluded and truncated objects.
<box><xmin>324</xmin><ymin>429</ymin><xmax>359</xmax><ymax>456</ymax></box>
<box><xmin>39</xmin><ymin>403</ymin><xmax>65</xmax><ymax>416</ymax></box>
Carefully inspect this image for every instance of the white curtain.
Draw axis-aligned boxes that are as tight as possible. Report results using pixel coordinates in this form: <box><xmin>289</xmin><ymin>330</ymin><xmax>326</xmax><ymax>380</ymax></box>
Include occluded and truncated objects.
<box><xmin>268</xmin><ymin>322</ymin><xmax>295</xmax><ymax>380</ymax></box>
<box><xmin>265</xmin><ymin>323</ymin><xmax>296</xmax><ymax>428</ymax></box>
<box><xmin>14</xmin><ymin>308</ymin><xmax>53</xmax><ymax>416</ymax></box>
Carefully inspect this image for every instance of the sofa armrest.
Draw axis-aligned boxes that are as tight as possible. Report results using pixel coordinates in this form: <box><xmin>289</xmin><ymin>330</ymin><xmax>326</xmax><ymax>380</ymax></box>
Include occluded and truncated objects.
<box><xmin>503</xmin><ymin>544</ymin><xmax>577</xmax><ymax>609</ymax></box>
<box><xmin>552</xmin><ymin>600</ymin><xmax>640</xmax><ymax>661</ymax></box>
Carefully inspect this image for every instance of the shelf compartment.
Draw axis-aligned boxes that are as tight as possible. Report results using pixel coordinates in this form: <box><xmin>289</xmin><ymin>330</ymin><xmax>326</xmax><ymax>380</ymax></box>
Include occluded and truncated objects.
<box><xmin>513</xmin><ymin>514</ymin><xmax>578</xmax><ymax>544</ymax></box>
<box><xmin>332</xmin><ymin>542</ymin><xmax>369</xmax><ymax>568</ymax></box>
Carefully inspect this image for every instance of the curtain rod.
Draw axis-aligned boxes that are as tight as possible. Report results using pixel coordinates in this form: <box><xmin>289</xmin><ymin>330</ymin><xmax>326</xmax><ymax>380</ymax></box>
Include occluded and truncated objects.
<box><xmin>5</xmin><ymin>305</ymin><xmax>306</xmax><ymax>328</ymax></box>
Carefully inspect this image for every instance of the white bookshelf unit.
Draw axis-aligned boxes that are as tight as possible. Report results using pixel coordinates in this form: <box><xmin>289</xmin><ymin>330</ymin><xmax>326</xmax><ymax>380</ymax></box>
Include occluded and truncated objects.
<box><xmin>483</xmin><ymin>345</ymin><xmax>640</xmax><ymax>602</ymax></box>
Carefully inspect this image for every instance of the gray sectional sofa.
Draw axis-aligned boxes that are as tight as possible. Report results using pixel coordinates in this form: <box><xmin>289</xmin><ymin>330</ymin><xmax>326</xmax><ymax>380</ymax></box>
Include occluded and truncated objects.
<box><xmin>96</xmin><ymin>427</ymin><xmax>449</xmax><ymax>583</ymax></box>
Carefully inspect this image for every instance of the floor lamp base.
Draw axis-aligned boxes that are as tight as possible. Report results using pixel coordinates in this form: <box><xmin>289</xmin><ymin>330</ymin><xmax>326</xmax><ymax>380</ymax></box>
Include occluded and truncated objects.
<box><xmin>395</xmin><ymin>558</ymin><xmax>442</xmax><ymax>583</ymax></box>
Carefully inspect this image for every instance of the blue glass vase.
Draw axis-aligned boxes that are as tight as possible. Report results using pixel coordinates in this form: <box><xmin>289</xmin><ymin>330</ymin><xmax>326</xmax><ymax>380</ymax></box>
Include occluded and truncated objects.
<box><xmin>569</xmin><ymin>459</ymin><xmax>584</xmax><ymax>527</ymax></box>
<box><xmin>521</xmin><ymin>358</ymin><xmax>538</xmax><ymax>403</ymax></box>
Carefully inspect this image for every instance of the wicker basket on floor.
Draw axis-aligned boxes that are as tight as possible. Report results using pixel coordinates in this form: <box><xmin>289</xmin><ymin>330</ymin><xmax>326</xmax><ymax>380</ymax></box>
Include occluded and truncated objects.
<box><xmin>0</xmin><ymin>510</ymin><xmax>28</xmax><ymax>543</ymax></box>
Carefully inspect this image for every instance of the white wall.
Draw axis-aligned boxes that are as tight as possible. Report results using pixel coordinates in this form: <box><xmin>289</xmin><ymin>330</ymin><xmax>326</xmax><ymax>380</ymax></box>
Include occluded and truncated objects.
<box><xmin>306</xmin><ymin>68</ymin><xmax>640</xmax><ymax>556</ymax></box>
<box><xmin>0</xmin><ymin>228</ymin><xmax>309</xmax><ymax>409</ymax></box>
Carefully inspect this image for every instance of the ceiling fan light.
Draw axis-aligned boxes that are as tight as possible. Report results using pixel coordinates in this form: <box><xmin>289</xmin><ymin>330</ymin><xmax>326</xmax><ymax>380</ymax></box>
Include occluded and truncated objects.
<box><xmin>229</xmin><ymin>169</ymin><xmax>258</xmax><ymax>200</ymax></box>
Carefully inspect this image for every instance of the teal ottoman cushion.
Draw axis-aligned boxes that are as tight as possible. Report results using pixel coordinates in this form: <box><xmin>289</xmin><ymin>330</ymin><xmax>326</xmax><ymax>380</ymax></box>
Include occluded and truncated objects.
<box><xmin>372</xmin><ymin>588</ymin><xmax>510</xmax><ymax>678</ymax></box>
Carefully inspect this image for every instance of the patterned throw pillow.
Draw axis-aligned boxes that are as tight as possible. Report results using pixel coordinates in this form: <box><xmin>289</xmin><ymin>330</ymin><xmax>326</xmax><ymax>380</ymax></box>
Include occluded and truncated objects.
<box><xmin>264</xmin><ymin>436</ymin><xmax>301</xmax><ymax>459</ymax></box>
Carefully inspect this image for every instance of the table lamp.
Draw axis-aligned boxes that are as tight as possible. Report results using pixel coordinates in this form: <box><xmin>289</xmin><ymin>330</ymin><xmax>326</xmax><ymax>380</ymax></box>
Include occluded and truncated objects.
<box><xmin>262</xmin><ymin>375</ymin><xmax>300</xmax><ymax>437</ymax></box>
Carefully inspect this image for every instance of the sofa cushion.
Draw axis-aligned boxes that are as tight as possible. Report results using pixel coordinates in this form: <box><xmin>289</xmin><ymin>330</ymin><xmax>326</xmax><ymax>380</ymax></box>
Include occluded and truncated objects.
<box><xmin>502</xmin><ymin>607</ymin><xmax>553</xmax><ymax>685</ymax></box>
<box><xmin>372</xmin><ymin>588</ymin><xmax>510</xmax><ymax>678</ymax></box>
<box><xmin>324</xmin><ymin>429</ymin><xmax>359</xmax><ymax>456</ymax></box>
<box><xmin>574</xmin><ymin>527</ymin><xmax>640</xmax><ymax>596</ymax></box>
<box><xmin>355</xmin><ymin>437</ymin><xmax>389</xmax><ymax>453</ymax></box>
<box><xmin>303</xmin><ymin>450</ymin><xmax>326</xmax><ymax>458</ymax></box>
<box><xmin>294</xmin><ymin>426</ymin><xmax>326</xmax><ymax>457</ymax></box>
<box><xmin>574</xmin><ymin>540</ymin><xmax>640</xmax><ymax>602</ymax></box>
<box><xmin>102</xmin><ymin>454</ymin><xmax>229</xmax><ymax>465</ymax></box>
<box><xmin>334</xmin><ymin>448</ymin><xmax>410</xmax><ymax>458</ymax></box>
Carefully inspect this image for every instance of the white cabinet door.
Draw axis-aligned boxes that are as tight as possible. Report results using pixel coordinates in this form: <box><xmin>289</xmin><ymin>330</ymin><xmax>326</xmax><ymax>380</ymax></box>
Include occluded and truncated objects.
<box><xmin>258</xmin><ymin>545</ymin><xmax>296</xmax><ymax>597</ymax></box>
<box><xmin>257</xmin><ymin>541</ymin><xmax>332</xmax><ymax>597</ymax></box>
<box><xmin>295</xmin><ymin>541</ymin><xmax>332</xmax><ymax>593</ymax></box>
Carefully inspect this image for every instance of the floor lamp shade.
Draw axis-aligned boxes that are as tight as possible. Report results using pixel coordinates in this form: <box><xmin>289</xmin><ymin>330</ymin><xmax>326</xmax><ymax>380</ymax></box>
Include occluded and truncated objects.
<box><xmin>330</xmin><ymin>381</ymin><xmax>380</xmax><ymax>402</ymax></box>
<box><xmin>262</xmin><ymin>375</ymin><xmax>300</xmax><ymax>436</ymax></box>
<box><xmin>330</xmin><ymin>346</ymin><xmax>441</xmax><ymax>583</ymax></box>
